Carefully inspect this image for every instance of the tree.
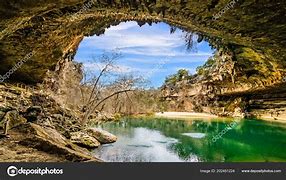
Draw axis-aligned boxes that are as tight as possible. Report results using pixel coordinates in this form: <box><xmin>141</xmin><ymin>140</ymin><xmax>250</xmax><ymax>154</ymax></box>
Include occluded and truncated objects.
<box><xmin>80</xmin><ymin>51</ymin><xmax>144</xmax><ymax>124</ymax></box>
<box><xmin>177</xmin><ymin>69</ymin><xmax>190</xmax><ymax>81</ymax></box>
<box><xmin>196</xmin><ymin>57</ymin><xmax>215</xmax><ymax>76</ymax></box>
<box><xmin>164</xmin><ymin>69</ymin><xmax>192</xmax><ymax>86</ymax></box>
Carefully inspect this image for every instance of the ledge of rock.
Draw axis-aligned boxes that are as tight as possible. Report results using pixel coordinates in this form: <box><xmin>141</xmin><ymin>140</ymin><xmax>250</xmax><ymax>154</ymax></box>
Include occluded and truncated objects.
<box><xmin>14</xmin><ymin>123</ymin><xmax>102</xmax><ymax>162</ymax></box>
<box><xmin>70</xmin><ymin>131</ymin><xmax>101</xmax><ymax>149</ymax></box>
<box><xmin>85</xmin><ymin>128</ymin><xmax>117</xmax><ymax>144</ymax></box>
<box><xmin>0</xmin><ymin>84</ymin><xmax>116</xmax><ymax>162</ymax></box>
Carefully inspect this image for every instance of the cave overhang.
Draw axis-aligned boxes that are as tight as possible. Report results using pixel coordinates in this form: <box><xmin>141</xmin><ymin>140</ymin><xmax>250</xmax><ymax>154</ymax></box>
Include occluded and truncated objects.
<box><xmin>0</xmin><ymin>0</ymin><xmax>285</xmax><ymax>84</ymax></box>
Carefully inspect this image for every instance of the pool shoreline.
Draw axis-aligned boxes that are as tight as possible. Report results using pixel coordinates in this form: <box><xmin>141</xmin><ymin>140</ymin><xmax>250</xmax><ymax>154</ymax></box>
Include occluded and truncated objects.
<box><xmin>154</xmin><ymin>111</ymin><xmax>286</xmax><ymax>124</ymax></box>
<box><xmin>155</xmin><ymin>112</ymin><xmax>218</xmax><ymax>120</ymax></box>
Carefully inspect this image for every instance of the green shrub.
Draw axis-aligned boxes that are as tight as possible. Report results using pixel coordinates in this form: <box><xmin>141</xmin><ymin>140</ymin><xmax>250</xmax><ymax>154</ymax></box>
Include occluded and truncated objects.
<box><xmin>164</xmin><ymin>69</ymin><xmax>193</xmax><ymax>85</ymax></box>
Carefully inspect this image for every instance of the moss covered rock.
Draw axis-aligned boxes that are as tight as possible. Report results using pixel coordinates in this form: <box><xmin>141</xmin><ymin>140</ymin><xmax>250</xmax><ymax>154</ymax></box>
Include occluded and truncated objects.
<box><xmin>16</xmin><ymin>123</ymin><xmax>102</xmax><ymax>162</ymax></box>
<box><xmin>85</xmin><ymin>128</ymin><xmax>117</xmax><ymax>144</ymax></box>
<box><xmin>70</xmin><ymin>131</ymin><xmax>101</xmax><ymax>149</ymax></box>
<box><xmin>2</xmin><ymin>110</ymin><xmax>27</xmax><ymax>134</ymax></box>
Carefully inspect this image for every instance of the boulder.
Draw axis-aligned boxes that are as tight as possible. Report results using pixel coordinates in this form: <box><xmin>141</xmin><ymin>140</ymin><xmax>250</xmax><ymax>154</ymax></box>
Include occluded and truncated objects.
<box><xmin>70</xmin><ymin>131</ymin><xmax>100</xmax><ymax>149</ymax></box>
<box><xmin>85</xmin><ymin>128</ymin><xmax>117</xmax><ymax>144</ymax></box>
<box><xmin>15</xmin><ymin>123</ymin><xmax>102</xmax><ymax>162</ymax></box>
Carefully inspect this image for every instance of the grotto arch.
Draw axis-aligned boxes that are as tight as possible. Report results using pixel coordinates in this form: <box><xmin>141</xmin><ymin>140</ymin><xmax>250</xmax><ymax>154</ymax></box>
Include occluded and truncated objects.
<box><xmin>0</xmin><ymin>0</ymin><xmax>285</xmax><ymax>85</ymax></box>
<box><xmin>1</xmin><ymin>0</ymin><xmax>286</xmax><ymax>164</ymax></box>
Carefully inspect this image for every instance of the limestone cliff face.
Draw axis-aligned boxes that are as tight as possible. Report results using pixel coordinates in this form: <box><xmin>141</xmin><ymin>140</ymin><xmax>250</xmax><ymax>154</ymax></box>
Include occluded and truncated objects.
<box><xmin>42</xmin><ymin>57</ymin><xmax>83</xmax><ymax>110</ymax></box>
<box><xmin>162</xmin><ymin>49</ymin><xmax>286</xmax><ymax>120</ymax></box>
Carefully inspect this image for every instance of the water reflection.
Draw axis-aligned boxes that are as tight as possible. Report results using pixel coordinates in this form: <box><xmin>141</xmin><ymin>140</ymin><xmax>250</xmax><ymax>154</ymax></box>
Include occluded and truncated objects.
<box><xmin>94</xmin><ymin>127</ymin><xmax>199</xmax><ymax>162</ymax></box>
<box><xmin>93</xmin><ymin>118</ymin><xmax>286</xmax><ymax>162</ymax></box>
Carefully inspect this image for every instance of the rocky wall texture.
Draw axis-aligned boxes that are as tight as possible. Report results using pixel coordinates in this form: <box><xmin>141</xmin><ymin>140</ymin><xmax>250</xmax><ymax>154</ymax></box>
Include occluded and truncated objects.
<box><xmin>0</xmin><ymin>83</ymin><xmax>117</xmax><ymax>161</ymax></box>
<box><xmin>0</xmin><ymin>0</ymin><xmax>286</xmax><ymax>120</ymax></box>
<box><xmin>0</xmin><ymin>0</ymin><xmax>285</xmax><ymax>83</ymax></box>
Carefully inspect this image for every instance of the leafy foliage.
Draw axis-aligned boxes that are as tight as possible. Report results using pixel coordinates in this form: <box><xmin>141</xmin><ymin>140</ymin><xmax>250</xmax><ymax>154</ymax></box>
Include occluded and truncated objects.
<box><xmin>164</xmin><ymin>69</ymin><xmax>193</xmax><ymax>85</ymax></box>
<box><xmin>196</xmin><ymin>57</ymin><xmax>215</xmax><ymax>76</ymax></box>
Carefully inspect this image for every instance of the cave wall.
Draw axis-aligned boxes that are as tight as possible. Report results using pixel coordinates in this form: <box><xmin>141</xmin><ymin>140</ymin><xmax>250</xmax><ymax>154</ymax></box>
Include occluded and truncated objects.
<box><xmin>0</xmin><ymin>0</ymin><xmax>286</xmax><ymax>119</ymax></box>
<box><xmin>0</xmin><ymin>0</ymin><xmax>285</xmax><ymax>84</ymax></box>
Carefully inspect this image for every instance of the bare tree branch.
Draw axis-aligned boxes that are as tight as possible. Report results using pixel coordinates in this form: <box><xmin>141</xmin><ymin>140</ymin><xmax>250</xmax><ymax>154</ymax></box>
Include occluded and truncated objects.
<box><xmin>93</xmin><ymin>89</ymin><xmax>134</xmax><ymax>112</ymax></box>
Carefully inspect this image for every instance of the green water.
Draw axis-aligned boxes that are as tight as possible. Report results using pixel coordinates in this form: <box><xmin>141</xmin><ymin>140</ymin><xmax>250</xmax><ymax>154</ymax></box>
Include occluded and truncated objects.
<box><xmin>93</xmin><ymin>117</ymin><xmax>286</xmax><ymax>162</ymax></box>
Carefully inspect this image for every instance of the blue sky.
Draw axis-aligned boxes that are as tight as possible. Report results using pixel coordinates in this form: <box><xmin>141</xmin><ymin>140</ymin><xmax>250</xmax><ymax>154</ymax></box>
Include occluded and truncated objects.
<box><xmin>74</xmin><ymin>21</ymin><xmax>215</xmax><ymax>87</ymax></box>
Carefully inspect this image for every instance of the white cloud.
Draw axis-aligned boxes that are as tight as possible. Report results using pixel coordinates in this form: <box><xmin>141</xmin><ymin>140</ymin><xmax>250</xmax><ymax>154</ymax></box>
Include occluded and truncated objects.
<box><xmin>83</xmin><ymin>33</ymin><xmax>180</xmax><ymax>50</ymax></box>
<box><xmin>83</xmin><ymin>62</ymin><xmax>169</xmax><ymax>75</ymax></box>
<box><xmin>84</xmin><ymin>62</ymin><xmax>132</xmax><ymax>73</ymax></box>
<box><xmin>120</xmin><ymin>48</ymin><xmax>212</xmax><ymax>57</ymax></box>
<box><xmin>81</xmin><ymin>22</ymin><xmax>187</xmax><ymax>57</ymax></box>
<box><xmin>76</xmin><ymin>21</ymin><xmax>215</xmax><ymax>87</ymax></box>
<box><xmin>106</xmin><ymin>21</ymin><xmax>138</xmax><ymax>32</ymax></box>
<box><xmin>81</xmin><ymin>24</ymin><xmax>212</xmax><ymax>57</ymax></box>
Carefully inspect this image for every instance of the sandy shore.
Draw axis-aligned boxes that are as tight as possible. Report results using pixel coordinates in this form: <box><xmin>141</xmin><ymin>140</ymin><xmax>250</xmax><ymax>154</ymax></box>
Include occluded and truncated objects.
<box><xmin>255</xmin><ymin>115</ymin><xmax>286</xmax><ymax>124</ymax></box>
<box><xmin>155</xmin><ymin>112</ymin><xmax>286</xmax><ymax>124</ymax></box>
<box><xmin>155</xmin><ymin>112</ymin><xmax>218</xmax><ymax>120</ymax></box>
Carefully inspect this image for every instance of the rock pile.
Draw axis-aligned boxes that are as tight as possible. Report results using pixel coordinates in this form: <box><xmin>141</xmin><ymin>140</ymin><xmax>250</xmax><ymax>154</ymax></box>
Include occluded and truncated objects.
<box><xmin>0</xmin><ymin>83</ymin><xmax>117</xmax><ymax>162</ymax></box>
